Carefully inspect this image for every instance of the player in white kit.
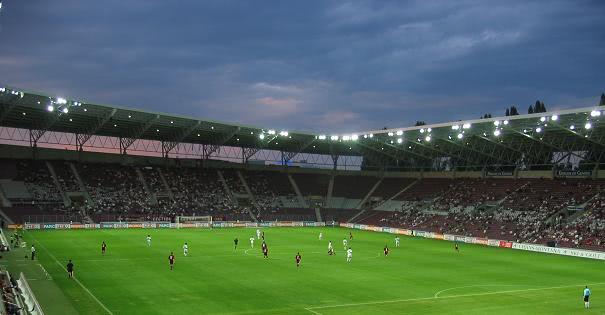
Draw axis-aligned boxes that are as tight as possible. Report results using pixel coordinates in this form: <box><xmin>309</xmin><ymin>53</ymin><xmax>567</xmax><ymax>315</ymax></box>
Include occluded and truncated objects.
<box><xmin>250</xmin><ymin>237</ymin><xmax>255</xmax><ymax>248</ymax></box>
<box><xmin>346</xmin><ymin>247</ymin><xmax>352</xmax><ymax>262</ymax></box>
<box><xmin>183</xmin><ymin>242</ymin><xmax>189</xmax><ymax>256</ymax></box>
<box><xmin>395</xmin><ymin>236</ymin><xmax>400</xmax><ymax>247</ymax></box>
<box><xmin>256</xmin><ymin>229</ymin><xmax>261</xmax><ymax>240</ymax></box>
<box><xmin>319</xmin><ymin>232</ymin><xmax>323</xmax><ymax>240</ymax></box>
<box><xmin>146</xmin><ymin>235</ymin><xmax>152</xmax><ymax>247</ymax></box>
<box><xmin>343</xmin><ymin>238</ymin><xmax>348</xmax><ymax>250</ymax></box>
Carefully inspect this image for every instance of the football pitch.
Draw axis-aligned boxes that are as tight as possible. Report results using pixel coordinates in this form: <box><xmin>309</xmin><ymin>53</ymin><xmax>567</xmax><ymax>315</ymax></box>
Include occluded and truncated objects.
<box><xmin>15</xmin><ymin>227</ymin><xmax>605</xmax><ymax>314</ymax></box>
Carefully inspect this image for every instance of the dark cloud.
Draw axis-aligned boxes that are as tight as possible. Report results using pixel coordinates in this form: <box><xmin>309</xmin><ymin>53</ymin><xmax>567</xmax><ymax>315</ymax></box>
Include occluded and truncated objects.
<box><xmin>0</xmin><ymin>0</ymin><xmax>604</xmax><ymax>133</ymax></box>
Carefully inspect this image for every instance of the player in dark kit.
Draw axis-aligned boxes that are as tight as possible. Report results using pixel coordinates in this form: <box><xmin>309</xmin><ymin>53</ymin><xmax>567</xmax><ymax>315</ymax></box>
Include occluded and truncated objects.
<box><xmin>349</xmin><ymin>232</ymin><xmax>353</xmax><ymax>240</ymax></box>
<box><xmin>384</xmin><ymin>245</ymin><xmax>389</xmax><ymax>256</ymax></box>
<box><xmin>261</xmin><ymin>231</ymin><xmax>265</xmax><ymax>240</ymax></box>
<box><xmin>234</xmin><ymin>238</ymin><xmax>239</xmax><ymax>250</ymax></box>
<box><xmin>455</xmin><ymin>242</ymin><xmax>459</xmax><ymax>253</ymax></box>
<box><xmin>101</xmin><ymin>241</ymin><xmax>107</xmax><ymax>255</ymax></box>
<box><xmin>169</xmin><ymin>252</ymin><xmax>175</xmax><ymax>270</ymax></box>
<box><xmin>66</xmin><ymin>260</ymin><xmax>74</xmax><ymax>278</ymax></box>
<box><xmin>262</xmin><ymin>241</ymin><xmax>268</xmax><ymax>259</ymax></box>
<box><xmin>295</xmin><ymin>252</ymin><xmax>302</xmax><ymax>267</ymax></box>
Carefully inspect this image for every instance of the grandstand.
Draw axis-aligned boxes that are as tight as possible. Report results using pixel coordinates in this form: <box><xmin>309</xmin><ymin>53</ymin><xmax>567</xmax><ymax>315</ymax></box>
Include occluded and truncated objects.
<box><xmin>2</xmin><ymin>86</ymin><xmax>605</xmax><ymax>313</ymax></box>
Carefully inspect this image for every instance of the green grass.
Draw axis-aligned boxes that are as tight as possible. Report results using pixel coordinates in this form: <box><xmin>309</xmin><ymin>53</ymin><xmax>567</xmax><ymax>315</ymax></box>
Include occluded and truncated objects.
<box><xmin>14</xmin><ymin>227</ymin><xmax>605</xmax><ymax>314</ymax></box>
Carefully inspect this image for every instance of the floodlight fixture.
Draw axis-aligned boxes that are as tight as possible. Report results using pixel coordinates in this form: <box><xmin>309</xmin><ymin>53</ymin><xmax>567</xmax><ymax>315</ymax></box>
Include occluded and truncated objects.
<box><xmin>47</xmin><ymin>105</ymin><xmax>54</xmax><ymax>112</ymax></box>
<box><xmin>57</xmin><ymin>97</ymin><xmax>67</xmax><ymax>105</ymax></box>
<box><xmin>62</xmin><ymin>107</ymin><xmax>68</xmax><ymax>114</ymax></box>
<box><xmin>457</xmin><ymin>133</ymin><xmax>463</xmax><ymax>139</ymax></box>
<box><xmin>551</xmin><ymin>115</ymin><xmax>558</xmax><ymax>121</ymax></box>
<box><xmin>591</xmin><ymin>110</ymin><xmax>601</xmax><ymax>117</ymax></box>
<box><xmin>585</xmin><ymin>122</ymin><xmax>592</xmax><ymax>130</ymax></box>
<box><xmin>425</xmin><ymin>136</ymin><xmax>431</xmax><ymax>142</ymax></box>
<box><xmin>396</xmin><ymin>130</ymin><xmax>403</xmax><ymax>136</ymax></box>
<box><xmin>493</xmin><ymin>130</ymin><xmax>501</xmax><ymax>136</ymax></box>
<box><xmin>397</xmin><ymin>138</ymin><xmax>403</xmax><ymax>144</ymax></box>
<box><xmin>330</xmin><ymin>135</ymin><xmax>339</xmax><ymax>141</ymax></box>
<box><xmin>462</xmin><ymin>123</ymin><xmax>471</xmax><ymax>129</ymax></box>
<box><xmin>259</xmin><ymin>134</ymin><xmax>265</xmax><ymax>140</ymax></box>
<box><xmin>452</xmin><ymin>125</ymin><xmax>459</xmax><ymax>130</ymax></box>
<box><xmin>318</xmin><ymin>135</ymin><xmax>327</xmax><ymax>140</ymax></box>
<box><xmin>535</xmin><ymin>127</ymin><xmax>542</xmax><ymax>133</ymax></box>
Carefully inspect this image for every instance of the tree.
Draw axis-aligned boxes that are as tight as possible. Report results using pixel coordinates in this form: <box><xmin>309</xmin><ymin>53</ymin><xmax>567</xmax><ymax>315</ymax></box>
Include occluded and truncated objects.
<box><xmin>528</xmin><ymin>105</ymin><xmax>534</xmax><ymax>114</ymax></box>
<box><xmin>415</xmin><ymin>121</ymin><xmax>426</xmax><ymax>126</ymax></box>
<box><xmin>505</xmin><ymin>108</ymin><xmax>510</xmax><ymax>116</ymax></box>
<box><xmin>599</xmin><ymin>93</ymin><xmax>605</xmax><ymax>106</ymax></box>
<box><xmin>510</xmin><ymin>106</ymin><xmax>519</xmax><ymax>115</ymax></box>
<box><xmin>540</xmin><ymin>101</ymin><xmax>547</xmax><ymax>113</ymax></box>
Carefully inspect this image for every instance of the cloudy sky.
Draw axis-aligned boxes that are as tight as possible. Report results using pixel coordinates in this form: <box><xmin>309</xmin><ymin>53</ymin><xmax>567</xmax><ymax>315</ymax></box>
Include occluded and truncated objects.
<box><xmin>0</xmin><ymin>0</ymin><xmax>604</xmax><ymax>133</ymax></box>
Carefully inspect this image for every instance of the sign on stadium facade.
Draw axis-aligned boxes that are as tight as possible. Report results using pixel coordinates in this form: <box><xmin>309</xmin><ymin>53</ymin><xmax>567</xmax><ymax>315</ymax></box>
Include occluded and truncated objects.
<box><xmin>555</xmin><ymin>170</ymin><xmax>592</xmax><ymax>177</ymax></box>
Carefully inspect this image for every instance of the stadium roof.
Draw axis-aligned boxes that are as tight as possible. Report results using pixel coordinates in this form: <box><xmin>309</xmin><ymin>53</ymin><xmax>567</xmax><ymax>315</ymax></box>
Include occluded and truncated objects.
<box><xmin>1</xmin><ymin>85</ymin><xmax>604</xmax><ymax>169</ymax></box>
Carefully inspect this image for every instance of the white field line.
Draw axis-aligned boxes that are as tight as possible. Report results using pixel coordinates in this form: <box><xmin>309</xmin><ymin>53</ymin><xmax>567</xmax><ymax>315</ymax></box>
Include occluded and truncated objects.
<box><xmin>30</xmin><ymin>235</ymin><xmax>114</xmax><ymax>315</ymax></box>
<box><xmin>433</xmin><ymin>284</ymin><xmax>533</xmax><ymax>298</ymax></box>
<box><xmin>305</xmin><ymin>282</ymin><xmax>605</xmax><ymax>312</ymax></box>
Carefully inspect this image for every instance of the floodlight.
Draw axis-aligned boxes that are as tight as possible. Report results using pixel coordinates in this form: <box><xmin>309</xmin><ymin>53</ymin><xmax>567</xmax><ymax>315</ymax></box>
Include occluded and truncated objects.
<box><xmin>279</xmin><ymin>131</ymin><xmax>288</xmax><ymax>137</ymax></box>
<box><xmin>591</xmin><ymin>110</ymin><xmax>601</xmax><ymax>117</ymax></box>
<box><xmin>425</xmin><ymin>136</ymin><xmax>431</xmax><ymax>142</ymax></box>
<box><xmin>494</xmin><ymin>121</ymin><xmax>500</xmax><ymax>126</ymax></box>
<box><xmin>551</xmin><ymin>115</ymin><xmax>558</xmax><ymax>121</ymax></box>
<box><xmin>330</xmin><ymin>135</ymin><xmax>339</xmax><ymax>141</ymax></box>
<box><xmin>452</xmin><ymin>125</ymin><xmax>459</xmax><ymax>130</ymax></box>
<box><xmin>503</xmin><ymin>120</ymin><xmax>509</xmax><ymax>125</ymax></box>
<box><xmin>62</xmin><ymin>107</ymin><xmax>68</xmax><ymax>114</ymax></box>
<box><xmin>493</xmin><ymin>130</ymin><xmax>501</xmax><ymax>136</ymax></box>
<box><xmin>540</xmin><ymin>117</ymin><xmax>546</xmax><ymax>122</ymax></box>
<box><xmin>462</xmin><ymin>123</ymin><xmax>471</xmax><ymax>129</ymax></box>
<box><xmin>318</xmin><ymin>135</ymin><xmax>327</xmax><ymax>140</ymax></box>
<box><xmin>388</xmin><ymin>132</ymin><xmax>394</xmax><ymax>136</ymax></box>
<box><xmin>369</xmin><ymin>133</ymin><xmax>374</xmax><ymax>138</ymax></box>
<box><xmin>268</xmin><ymin>129</ymin><xmax>276</xmax><ymax>135</ymax></box>
<box><xmin>57</xmin><ymin>97</ymin><xmax>67</xmax><ymax>104</ymax></box>
<box><xmin>535</xmin><ymin>127</ymin><xmax>542</xmax><ymax>133</ymax></box>
<box><xmin>427</xmin><ymin>128</ymin><xmax>432</xmax><ymax>132</ymax></box>
<box><xmin>259</xmin><ymin>134</ymin><xmax>265</xmax><ymax>140</ymax></box>
<box><xmin>47</xmin><ymin>105</ymin><xmax>54</xmax><ymax>112</ymax></box>
<box><xmin>397</xmin><ymin>138</ymin><xmax>403</xmax><ymax>144</ymax></box>
<box><xmin>351</xmin><ymin>134</ymin><xmax>359</xmax><ymax>141</ymax></box>
<box><xmin>396</xmin><ymin>130</ymin><xmax>403</xmax><ymax>136</ymax></box>
<box><xmin>457</xmin><ymin>133</ymin><xmax>463</xmax><ymax>139</ymax></box>
<box><xmin>585</xmin><ymin>122</ymin><xmax>592</xmax><ymax>129</ymax></box>
<box><xmin>570</xmin><ymin>125</ymin><xmax>575</xmax><ymax>130</ymax></box>
<box><xmin>342</xmin><ymin>135</ymin><xmax>350</xmax><ymax>141</ymax></box>
<box><xmin>419</xmin><ymin>128</ymin><xmax>425</xmax><ymax>133</ymax></box>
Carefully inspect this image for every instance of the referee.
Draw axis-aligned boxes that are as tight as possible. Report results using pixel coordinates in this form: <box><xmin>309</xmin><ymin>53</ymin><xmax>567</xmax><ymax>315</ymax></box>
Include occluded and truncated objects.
<box><xmin>583</xmin><ymin>286</ymin><xmax>591</xmax><ymax>309</ymax></box>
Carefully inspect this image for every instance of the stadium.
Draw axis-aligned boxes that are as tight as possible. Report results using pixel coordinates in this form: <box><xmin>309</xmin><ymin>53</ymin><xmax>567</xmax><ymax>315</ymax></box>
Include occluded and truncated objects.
<box><xmin>1</xmin><ymin>1</ymin><xmax>605</xmax><ymax>315</ymax></box>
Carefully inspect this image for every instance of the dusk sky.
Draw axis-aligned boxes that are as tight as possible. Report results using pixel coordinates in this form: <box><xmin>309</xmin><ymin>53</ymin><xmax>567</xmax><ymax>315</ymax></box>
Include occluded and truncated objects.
<box><xmin>0</xmin><ymin>1</ymin><xmax>604</xmax><ymax>133</ymax></box>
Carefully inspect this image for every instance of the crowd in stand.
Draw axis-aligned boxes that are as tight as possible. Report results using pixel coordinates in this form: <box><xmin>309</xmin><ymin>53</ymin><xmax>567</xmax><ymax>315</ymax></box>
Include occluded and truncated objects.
<box><xmin>4</xmin><ymin>159</ymin><xmax>605</xmax><ymax>251</ymax></box>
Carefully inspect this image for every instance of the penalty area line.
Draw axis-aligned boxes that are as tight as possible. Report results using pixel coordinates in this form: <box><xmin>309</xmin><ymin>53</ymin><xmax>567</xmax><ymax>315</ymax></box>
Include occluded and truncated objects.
<box><xmin>305</xmin><ymin>282</ymin><xmax>605</xmax><ymax>311</ymax></box>
<box><xmin>29</xmin><ymin>234</ymin><xmax>114</xmax><ymax>315</ymax></box>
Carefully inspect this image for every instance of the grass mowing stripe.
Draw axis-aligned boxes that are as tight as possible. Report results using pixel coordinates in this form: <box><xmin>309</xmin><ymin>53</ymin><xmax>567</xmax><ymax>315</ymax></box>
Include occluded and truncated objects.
<box><xmin>29</xmin><ymin>233</ymin><xmax>114</xmax><ymax>315</ymax></box>
<box><xmin>305</xmin><ymin>281</ymin><xmax>605</xmax><ymax>311</ymax></box>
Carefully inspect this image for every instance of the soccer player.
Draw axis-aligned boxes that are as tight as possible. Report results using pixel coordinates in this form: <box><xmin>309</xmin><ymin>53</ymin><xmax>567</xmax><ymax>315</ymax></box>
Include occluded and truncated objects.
<box><xmin>295</xmin><ymin>252</ymin><xmax>302</xmax><ymax>267</ymax></box>
<box><xmin>455</xmin><ymin>242</ymin><xmax>459</xmax><ymax>253</ymax></box>
<box><xmin>328</xmin><ymin>241</ymin><xmax>334</xmax><ymax>255</ymax></box>
<box><xmin>395</xmin><ymin>236</ymin><xmax>400</xmax><ymax>247</ymax></box>
<box><xmin>343</xmin><ymin>238</ymin><xmax>348</xmax><ymax>250</ymax></box>
<box><xmin>346</xmin><ymin>247</ymin><xmax>352</xmax><ymax>262</ymax></box>
<box><xmin>169</xmin><ymin>252</ymin><xmax>175</xmax><ymax>270</ymax></box>
<box><xmin>234</xmin><ymin>238</ymin><xmax>239</xmax><ymax>250</ymax></box>
<box><xmin>261</xmin><ymin>231</ymin><xmax>265</xmax><ymax>240</ymax></box>
<box><xmin>583</xmin><ymin>286</ymin><xmax>591</xmax><ymax>309</ymax></box>
<box><xmin>66</xmin><ymin>260</ymin><xmax>74</xmax><ymax>278</ymax></box>
<box><xmin>256</xmin><ymin>229</ymin><xmax>261</xmax><ymax>240</ymax></box>
<box><xmin>146</xmin><ymin>235</ymin><xmax>152</xmax><ymax>247</ymax></box>
<box><xmin>30</xmin><ymin>245</ymin><xmax>36</xmax><ymax>260</ymax></box>
<box><xmin>384</xmin><ymin>245</ymin><xmax>389</xmax><ymax>256</ymax></box>
<box><xmin>249</xmin><ymin>236</ymin><xmax>255</xmax><ymax>248</ymax></box>
<box><xmin>262</xmin><ymin>241</ymin><xmax>268</xmax><ymax>259</ymax></box>
<box><xmin>183</xmin><ymin>242</ymin><xmax>189</xmax><ymax>257</ymax></box>
<box><xmin>349</xmin><ymin>232</ymin><xmax>353</xmax><ymax>240</ymax></box>
<box><xmin>319</xmin><ymin>232</ymin><xmax>323</xmax><ymax>241</ymax></box>
<box><xmin>101</xmin><ymin>241</ymin><xmax>107</xmax><ymax>255</ymax></box>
